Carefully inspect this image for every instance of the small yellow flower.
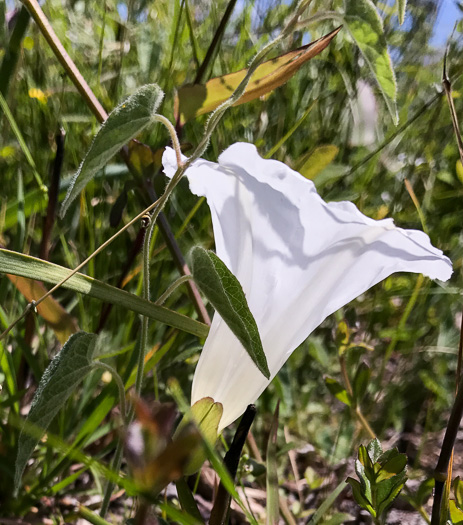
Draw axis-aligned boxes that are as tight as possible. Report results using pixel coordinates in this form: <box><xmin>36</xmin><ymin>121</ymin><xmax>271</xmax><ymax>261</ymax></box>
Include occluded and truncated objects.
<box><xmin>28</xmin><ymin>88</ymin><xmax>47</xmax><ymax>104</ymax></box>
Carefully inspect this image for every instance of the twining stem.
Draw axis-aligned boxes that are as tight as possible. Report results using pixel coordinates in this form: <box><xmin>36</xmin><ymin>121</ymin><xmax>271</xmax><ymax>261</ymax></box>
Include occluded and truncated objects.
<box><xmin>155</xmin><ymin>275</ymin><xmax>193</xmax><ymax>306</ymax></box>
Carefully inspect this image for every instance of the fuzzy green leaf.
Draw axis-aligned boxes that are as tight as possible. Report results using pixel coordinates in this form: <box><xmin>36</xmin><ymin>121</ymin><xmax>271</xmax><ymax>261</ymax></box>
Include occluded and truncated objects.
<box><xmin>397</xmin><ymin>0</ymin><xmax>407</xmax><ymax>25</ymax></box>
<box><xmin>191</xmin><ymin>247</ymin><xmax>269</xmax><ymax>379</ymax></box>
<box><xmin>61</xmin><ymin>84</ymin><xmax>164</xmax><ymax>216</ymax></box>
<box><xmin>15</xmin><ymin>332</ymin><xmax>97</xmax><ymax>490</ymax></box>
<box><xmin>344</xmin><ymin>0</ymin><xmax>398</xmax><ymax>124</ymax></box>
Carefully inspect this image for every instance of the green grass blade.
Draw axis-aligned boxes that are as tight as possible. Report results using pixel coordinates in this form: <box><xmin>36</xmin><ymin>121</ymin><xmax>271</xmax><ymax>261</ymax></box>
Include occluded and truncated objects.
<box><xmin>0</xmin><ymin>249</ymin><xmax>209</xmax><ymax>339</ymax></box>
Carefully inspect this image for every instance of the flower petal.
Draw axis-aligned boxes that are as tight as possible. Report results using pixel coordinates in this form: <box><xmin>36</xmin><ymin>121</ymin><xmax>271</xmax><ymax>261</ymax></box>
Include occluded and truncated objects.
<box><xmin>163</xmin><ymin>144</ymin><xmax>452</xmax><ymax>429</ymax></box>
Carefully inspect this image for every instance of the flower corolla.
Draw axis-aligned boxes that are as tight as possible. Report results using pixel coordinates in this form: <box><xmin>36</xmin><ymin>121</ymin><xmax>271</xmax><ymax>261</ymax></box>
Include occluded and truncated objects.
<box><xmin>162</xmin><ymin>143</ymin><xmax>452</xmax><ymax>430</ymax></box>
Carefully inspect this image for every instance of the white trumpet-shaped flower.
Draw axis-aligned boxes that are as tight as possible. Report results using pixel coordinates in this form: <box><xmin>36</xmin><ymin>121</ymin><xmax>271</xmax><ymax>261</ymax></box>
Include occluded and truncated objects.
<box><xmin>163</xmin><ymin>143</ymin><xmax>452</xmax><ymax>430</ymax></box>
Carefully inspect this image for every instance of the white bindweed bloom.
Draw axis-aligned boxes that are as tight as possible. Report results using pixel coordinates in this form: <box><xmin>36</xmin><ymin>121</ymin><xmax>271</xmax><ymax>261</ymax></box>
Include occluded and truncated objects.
<box><xmin>163</xmin><ymin>143</ymin><xmax>452</xmax><ymax>430</ymax></box>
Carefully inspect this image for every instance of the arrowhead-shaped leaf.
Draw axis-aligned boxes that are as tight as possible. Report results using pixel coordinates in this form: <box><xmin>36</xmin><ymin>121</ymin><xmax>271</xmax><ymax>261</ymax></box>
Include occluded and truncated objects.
<box><xmin>176</xmin><ymin>27</ymin><xmax>341</xmax><ymax>124</ymax></box>
<box><xmin>15</xmin><ymin>332</ymin><xmax>97</xmax><ymax>490</ymax></box>
<box><xmin>190</xmin><ymin>247</ymin><xmax>269</xmax><ymax>379</ymax></box>
<box><xmin>61</xmin><ymin>84</ymin><xmax>164</xmax><ymax>216</ymax></box>
<box><xmin>344</xmin><ymin>0</ymin><xmax>397</xmax><ymax>123</ymax></box>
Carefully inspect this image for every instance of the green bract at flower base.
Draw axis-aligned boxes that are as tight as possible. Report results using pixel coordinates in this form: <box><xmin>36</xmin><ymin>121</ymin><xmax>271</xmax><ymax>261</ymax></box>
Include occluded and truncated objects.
<box><xmin>163</xmin><ymin>143</ymin><xmax>453</xmax><ymax>431</ymax></box>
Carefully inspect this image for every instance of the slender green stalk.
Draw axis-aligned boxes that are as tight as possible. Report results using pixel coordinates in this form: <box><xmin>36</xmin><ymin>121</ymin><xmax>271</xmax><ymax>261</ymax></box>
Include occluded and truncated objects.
<box><xmin>79</xmin><ymin>505</ymin><xmax>113</xmax><ymax>525</ymax></box>
<box><xmin>155</xmin><ymin>275</ymin><xmax>193</xmax><ymax>306</ymax></box>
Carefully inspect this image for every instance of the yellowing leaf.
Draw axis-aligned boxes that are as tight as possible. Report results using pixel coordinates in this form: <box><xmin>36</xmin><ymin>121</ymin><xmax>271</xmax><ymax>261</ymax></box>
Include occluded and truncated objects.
<box><xmin>7</xmin><ymin>275</ymin><xmax>78</xmax><ymax>344</ymax></box>
<box><xmin>298</xmin><ymin>145</ymin><xmax>339</xmax><ymax>180</ymax></box>
<box><xmin>176</xmin><ymin>27</ymin><xmax>342</xmax><ymax>124</ymax></box>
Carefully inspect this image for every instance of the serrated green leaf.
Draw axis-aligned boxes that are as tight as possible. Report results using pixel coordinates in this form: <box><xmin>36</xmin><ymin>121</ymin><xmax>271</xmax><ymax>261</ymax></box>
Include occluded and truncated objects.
<box><xmin>358</xmin><ymin>445</ymin><xmax>373</xmax><ymax>470</ymax></box>
<box><xmin>355</xmin><ymin>459</ymin><xmax>372</xmax><ymax>503</ymax></box>
<box><xmin>60</xmin><ymin>84</ymin><xmax>164</xmax><ymax>216</ymax></box>
<box><xmin>376</xmin><ymin>453</ymin><xmax>407</xmax><ymax>482</ymax></box>
<box><xmin>324</xmin><ymin>377</ymin><xmax>351</xmax><ymax>406</ymax></box>
<box><xmin>344</xmin><ymin>0</ymin><xmax>397</xmax><ymax>124</ymax></box>
<box><xmin>397</xmin><ymin>0</ymin><xmax>407</xmax><ymax>25</ymax></box>
<box><xmin>346</xmin><ymin>477</ymin><xmax>375</xmax><ymax>516</ymax></box>
<box><xmin>15</xmin><ymin>332</ymin><xmax>97</xmax><ymax>490</ymax></box>
<box><xmin>190</xmin><ymin>247</ymin><xmax>269</xmax><ymax>379</ymax></box>
<box><xmin>352</xmin><ymin>362</ymin><xmax>371</xmax><ymax>404</ymax></box>
<box><xmin>366</xmin><ymin>438</ymin><xmax>383</xmax><ymax>464</ymax></box>
<box><xmin>455</xmin><ymin>477</ymin><xmax>463</xmax><ymax>509</ymax></box>
<box><xmin>377</xmin><ymin>448</ymin><xmax>399</xmax><ymax>465</ymax></box>
<box><xmin>0</xmin><ymin>248</ymin><xmax>208</xmax><ymax>339</ymax></box>
<box><xmin>450</xmin><ymin>500</ymin><xmax>463</xmax><ymax>524</ymax></box>
<box><xmin>377</xmin><ymin>471</ymin><xmax>407</xmax><ymax>516</ymax></box>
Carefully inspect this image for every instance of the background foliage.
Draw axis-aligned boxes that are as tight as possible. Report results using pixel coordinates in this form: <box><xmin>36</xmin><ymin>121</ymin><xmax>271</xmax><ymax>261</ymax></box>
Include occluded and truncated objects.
<box><xmin>1</xmin><ymin>0</ymin><xmax>463</xmax><ymax>523</ymax></box>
